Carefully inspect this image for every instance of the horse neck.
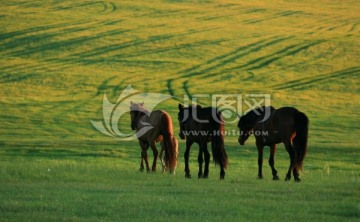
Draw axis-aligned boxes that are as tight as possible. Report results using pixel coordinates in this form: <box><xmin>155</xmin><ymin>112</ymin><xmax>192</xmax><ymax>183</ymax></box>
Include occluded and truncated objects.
<box><xmin>247</xmin><ymin>111</ymin><xmax>263</xmax><ymax>127</ymax></box>
<box><xmin>249</xmin><ymin>107</ymin><xmax>274</xmax><ymax>127</ymax></box>
<box><xmin>139</xmin><ymin>108</ymin><xmax>150</xmax><ymax>117</ymax></box>
<box><xmin>133</xmin><ymin>109</ymin><xmax>150</xmax><ymax>128</ymax></box>
<box><xmin>184</xmin><ymin>107</ymin><xmax>208</xmax><ymax>131</ymax></box>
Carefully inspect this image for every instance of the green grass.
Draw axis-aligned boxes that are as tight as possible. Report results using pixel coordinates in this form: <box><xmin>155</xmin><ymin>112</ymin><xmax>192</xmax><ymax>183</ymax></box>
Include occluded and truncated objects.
<box><xmin>0</xmin><ymin>0</ymin><xmax>359</xmax><ymax>221</ymax></box>
<box><xmin>0</xmin><ymin>150</ymin><xmax>359</xmax><ymax>221</ymax></box>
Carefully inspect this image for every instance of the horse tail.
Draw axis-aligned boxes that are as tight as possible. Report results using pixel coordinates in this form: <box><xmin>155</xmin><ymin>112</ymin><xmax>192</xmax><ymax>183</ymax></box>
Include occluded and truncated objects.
<box><xmin>293</xmin><ymin>111</ymin><xmax>309</xmax><ymax>171</ymax></box>
<box><xmin>160</xmin><ymin>112</ymin><xmax>178</xmax><ymax>171</ymax></box>
<box><xmin>210</xmin><ymin>110</ymin><xmax>228</xmax><ymax>169</ymax></box>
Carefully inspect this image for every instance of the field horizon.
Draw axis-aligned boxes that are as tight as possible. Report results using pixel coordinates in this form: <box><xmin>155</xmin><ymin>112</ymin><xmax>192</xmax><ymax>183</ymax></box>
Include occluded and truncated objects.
<box><xmin>0</xmin><ymin>0</ymin><xmax>359</xmax><ymax>221</ymax></box>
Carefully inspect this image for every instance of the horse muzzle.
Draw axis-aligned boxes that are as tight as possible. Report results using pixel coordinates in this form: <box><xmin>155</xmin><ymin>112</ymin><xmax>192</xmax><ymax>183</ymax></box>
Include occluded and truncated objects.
<box><xmin>179</xmin><ymin>132</ymin><xmax>185</xmax><ymax>140</ymax></box>
<box><xmin>238</xmin><ymin>138</ymin><xmax>245</xmax><ymax>145</ymax></box>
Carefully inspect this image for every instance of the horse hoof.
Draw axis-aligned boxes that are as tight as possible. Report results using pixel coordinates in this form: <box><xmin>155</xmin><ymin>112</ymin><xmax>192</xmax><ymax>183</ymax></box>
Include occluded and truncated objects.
<box><xmin>185</xmin><ymin>174</ymin><xmax>191</xmax><ymax>179</ymax></box>
<box><xmin>273</xmin><ymin>175</ymin><xmax>279</xmax><ymax>180</ymax></box>
<box><xmin>257</xmin><ymin>175</ymin><xmax>263</xmax><ymax>179</ymax></box>
<box><xmin>220</xmin><ymin>173</ymin><xmax>225</xmax><ymax>180</ymax></box>
<box><xmin>294</xmin><ymin>178</ymin><xmax>301</xmax><ymax>182</ymax></box>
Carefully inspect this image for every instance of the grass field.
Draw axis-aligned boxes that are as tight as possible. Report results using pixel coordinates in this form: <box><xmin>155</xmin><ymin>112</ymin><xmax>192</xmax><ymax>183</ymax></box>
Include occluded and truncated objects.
<box><xmin>0</xmin><ymin>0</ymin><xmax>359</xmax><ymax>221</ymax></box>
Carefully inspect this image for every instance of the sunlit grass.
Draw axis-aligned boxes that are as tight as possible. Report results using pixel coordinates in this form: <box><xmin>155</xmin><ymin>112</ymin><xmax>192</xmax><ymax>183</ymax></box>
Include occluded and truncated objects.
<box><xmin>0</xmin><ymin>0</ymin><xmax>359</xmax><ymax>221</ymax></box>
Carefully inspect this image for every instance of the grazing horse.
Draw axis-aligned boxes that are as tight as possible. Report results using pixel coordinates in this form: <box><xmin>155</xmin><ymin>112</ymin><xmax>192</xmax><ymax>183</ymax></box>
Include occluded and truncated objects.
<box><xmin>178</xmin><ymin>104</ymin><xmax>228</xmax><ymax>179</ymax></box>
<box><xmin>238</xmin><ymin>106</ymin><xmax>309</xmax><ymax>182</ymax></box>
<box><xmin>130</xmin><ymin>102</ymin><xmax>178</xmax><ymax>174</ymax></box>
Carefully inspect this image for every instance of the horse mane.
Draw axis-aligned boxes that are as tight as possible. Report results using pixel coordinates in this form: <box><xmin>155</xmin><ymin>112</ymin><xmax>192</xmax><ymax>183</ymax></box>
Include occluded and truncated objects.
<box><xmin>238</xmin><ymin>106</ymin><xmax>275</xmax><ymax>128</ymax></box>
<box><xmin>178</xmin><ymin>104</ymin><xmax>202</xmax><ymax>121</ymax></box>
<box><xmin>183</xmin><ymin>104</ymin><xmax>202</xmax><ymax>112</ymax></box>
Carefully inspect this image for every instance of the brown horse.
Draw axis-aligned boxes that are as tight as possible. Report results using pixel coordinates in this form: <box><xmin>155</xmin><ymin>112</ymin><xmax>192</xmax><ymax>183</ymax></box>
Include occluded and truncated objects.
<box><xmin>238</xmin><ymin>106</ymin><xmax>308</xmax><ymax>182</ymax></box>
<box><xmin>178</xmin><ymin>104</ymin><xmax>228</xmax><ymax>179</ymax></box>
<box><xmin>130</xmin><ymin>102</ymin><xmax>178</xmax><ymax>174</ymax></box>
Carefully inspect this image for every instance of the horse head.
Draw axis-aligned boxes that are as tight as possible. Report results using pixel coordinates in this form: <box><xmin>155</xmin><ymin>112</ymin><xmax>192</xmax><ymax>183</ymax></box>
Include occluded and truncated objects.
<box><xmin>237</xmin><ymin>106</ymin><xmax>275</xmax><ymax>145</ymax></box>
<box><xmin>177</xmin><ymin>103</ymin><xmax>187</xmax><ymax>139</ymax></box>
<box><xmin>130</xmin><ymin>101</ymin><xmax>145</xmax><ymax>130</ymax></box>
<box><xmin>237</xmin><ymin>114</ymin><xmax>253</xmax><ymax>145</ymax></box>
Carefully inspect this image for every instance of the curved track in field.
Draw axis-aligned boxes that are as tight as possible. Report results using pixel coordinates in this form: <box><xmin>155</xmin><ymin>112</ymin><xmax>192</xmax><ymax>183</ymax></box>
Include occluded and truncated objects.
<box><xmin>272</xmin><ymin>67</ymin><xmax>360</xmax><ymax>90</ymax></box>
<box><xmin>0</xmin><ymin>0</ymin><xmax>359</xmax><ymax>150</ymax></box>
<box><xmin>0</xmin><ymin>1</ymin><xmax>122</xmax><ymax>146</ymax></box>
<box><xmin>52</xmin><ymin>1</ymin><xmax>117</xmax><ymax>14</ymax></box>
<box><xmin>163</xmin><ymin>4</ymin><xmax>360</xmax><ymax>100</ymax></box>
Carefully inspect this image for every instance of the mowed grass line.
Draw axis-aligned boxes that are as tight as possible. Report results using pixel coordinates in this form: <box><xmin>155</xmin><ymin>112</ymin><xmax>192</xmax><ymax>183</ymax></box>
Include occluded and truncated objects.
<box><xmin>0</xmin><ymin>0</ymin><xmax>359</xmax><ymax>221</ymax></box>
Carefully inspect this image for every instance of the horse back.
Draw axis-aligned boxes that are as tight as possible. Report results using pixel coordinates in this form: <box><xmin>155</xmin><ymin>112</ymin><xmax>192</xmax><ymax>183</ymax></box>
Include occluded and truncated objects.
<box><xmin>259</xmin><ymin>107</ymin><xmax>301</xmax><ymax>143</ymax></box>
<box><xmin>136</xmin><ymin>110</ymin><xmax>172</xmax><ymax>141</ymax></box>
<box><xmin>149</xmin><ymin>110</ymin><xmax>173</xmax><ymax>135</ymax></box>
<box><xmin>273</xmin><ymin>107</ymin><xmax>300</xmax><ymax>128</ymax></box>
<box><xmin>147</xmin><ymin>110</ymin><xmax>165</xmax><ymax>126</ymax></box>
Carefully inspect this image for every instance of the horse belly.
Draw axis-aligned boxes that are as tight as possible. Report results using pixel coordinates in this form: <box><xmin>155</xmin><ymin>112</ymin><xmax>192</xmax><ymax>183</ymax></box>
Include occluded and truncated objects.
<box><xmin>256</xmin><ymin>132</ymin><xmax>281</xmax><ymax>146</ymax></box>
<box><xmin>137</xmin><ymin>127</ymin><xmax>155</xmax><ymax>141</ymax></box>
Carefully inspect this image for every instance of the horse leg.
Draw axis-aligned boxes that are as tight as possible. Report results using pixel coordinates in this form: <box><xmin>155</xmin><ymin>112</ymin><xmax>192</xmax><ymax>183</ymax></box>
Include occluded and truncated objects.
<box><xmin>293</xmin><ymin>168</ymin><xmax>300</xmax><ymax>182</ymax></box>
<box><xmin>184</xmin><ymin>140</ymin><xmax>193</xmax><ymax>178</ymax></box>
<box><xmin>159</xmin><ymin>143</ymin><xmax>165</xmax><ymax>173</ymax></box>
<box><xmin>220</xmin><ymin>165</ymin><xmax>225</xmax><ymax>180</ymax></box>
<box><xmin>140</xmin><ymin>157</ymin><xmax>144</xmax><ymax>172</ymax></box>
<box><xmin>269</xmin><ymin>144</ymin><xmax>279</xmax><ymax>180</ymax></box>
<box><xmin>149</xmin><ymin>141</ymin><xmax>158</xmax><ymax>172</ymax></box>
<box><xmin>256</xmin><ymin>143</ymin><xmax>264</xmax><ymax>179</ymax></box>
<box><xmin>284</xmin><ymin>142</ymin><xmax>297</xmax><ymax>181</ymax></box>
<box><xmin>140</xmin><ymin>142</ymin><xmax>150</xmax><ymax>172</ymax></box>
<box><xmin>139</xmin><ymin>141</ymin><xmax>149</xmax><ymax>172</ymax></box>
<box><xmin>203</xmin><ymin>142</ymin><xmax>210</xmax><ymax>178</ymax></box>
<box><xmin>140</xmin><ymin>146</ymin><xmax>145</xmax><ymax>172</ymax></box>
<box><xmin>197</xmin><ymin>146</ymin><xmax>204</xmax><ymax>179</ymax></box>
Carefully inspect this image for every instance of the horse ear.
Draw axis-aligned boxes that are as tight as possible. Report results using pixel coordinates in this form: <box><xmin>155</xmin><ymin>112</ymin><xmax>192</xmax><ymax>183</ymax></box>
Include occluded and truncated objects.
<box><xmin>131</xmin><ymin>101</ymin><xmax>133</xmax><ymax>105</ymax></box>
<box><xmin>140</xmin><ymin>102</ymin><xmax>144</xmax><ymax>107</ymax></box>
<box><xmin>178</xmin><ymin>103</ymin><xmax>184</xmax><ymax>110</ymax></box>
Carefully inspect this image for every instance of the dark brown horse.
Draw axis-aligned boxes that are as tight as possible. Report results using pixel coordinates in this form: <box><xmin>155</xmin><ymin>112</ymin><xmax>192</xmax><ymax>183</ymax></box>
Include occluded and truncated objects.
<box><xmin>178</xmin><ymin>104</ymin><xmax>228</xmax><ymax>179</ymax></box>
<box><xmin>130</xmin><ymin>102</ymin><xmax>178</xmax><ymax>174</ymax></box>
<box><xmin>238</xmin><ymin>106</ymin><xmax>308</xmax><ymax>182</ymax></box>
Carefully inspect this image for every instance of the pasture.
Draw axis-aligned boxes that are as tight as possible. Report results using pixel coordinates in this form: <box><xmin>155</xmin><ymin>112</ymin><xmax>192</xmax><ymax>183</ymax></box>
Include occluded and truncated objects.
<box><xmin>0</xmin><ymin>0</ymin><xmax>359</xmax><ymax>221</ymax></box>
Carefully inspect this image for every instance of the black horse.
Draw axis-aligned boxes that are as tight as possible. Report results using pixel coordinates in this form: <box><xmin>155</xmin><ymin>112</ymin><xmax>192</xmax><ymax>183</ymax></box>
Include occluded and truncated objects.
<box><xmin>178</xmin><ymin>104</ymin><xmax>228</xmax><ymax>179</ymax></box>
<box><xmin>238</xmin><ymin>106</ymin><xmax>309</xmax><ymax>182</ymax></box>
